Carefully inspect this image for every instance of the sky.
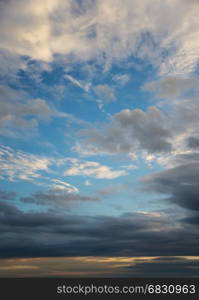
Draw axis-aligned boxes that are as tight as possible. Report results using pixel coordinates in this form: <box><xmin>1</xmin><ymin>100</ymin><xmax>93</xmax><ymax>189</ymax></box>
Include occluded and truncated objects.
<box><xmin>0</xmin><ymin>0</ymin><xmax>199</xmax><ymax>277</ymax></box>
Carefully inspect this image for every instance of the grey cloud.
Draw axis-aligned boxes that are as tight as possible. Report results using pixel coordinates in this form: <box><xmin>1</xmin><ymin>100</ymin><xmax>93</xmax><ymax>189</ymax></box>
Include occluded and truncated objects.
<box><xmin>0</xmin><ymin>189</ymin><xmax>16</xmax><ymax>201</ymax></box>
<box><xmin>21</xmin><ymin>188</ymin><xmax>99</xmax><ymax>207</ymax></box>
<box><xmin>170</xmin><ymin>153</ymin><xmax>199</xmax><ymax>166</ymax></box>
<box><xmin>187</xmin><ymin>136</ymin><xmax>199</xmax><ymax>149</ymax></box>
<box><xmin>80</xmin><ymin>106</ymin><xmax>172</xmax><ymax>155</ymax></box>
<box><xmin>96</xmin><ymin>183</ymin><xmax>126</xmax><ymax>197</ymax></box>
<box><xmin>77</xmin><ymin>91</ymin><xmax>199</xmax><ymax>159</ymax></box>
<box><xmin>144</xmin><ymin>76</ymin><xmax>199</xmax><ymax>98</ymax></box>
<box><xmin>0</xmin><ymin>85</ymin><xmax>61</xmax><ymax>136</ymax></box>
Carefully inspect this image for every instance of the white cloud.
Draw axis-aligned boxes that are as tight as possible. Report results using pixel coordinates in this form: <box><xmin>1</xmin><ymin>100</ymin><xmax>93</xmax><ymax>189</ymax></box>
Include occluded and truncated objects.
<box><xmin>51</xmin><ymin>179</ymin><xmax>79</xmax><ymax>193</ymax></box>
<box><xmin>112</xmin><ymin>74</ymin><xmax>130</xmax><ymax>86</ymax></box>
<box><xmin>64</xmin><ymin>158</ymin><xmax>127</xmax><ymax>179</ymax></box>
<box><xmin>84</xmin><ymin>180</ymin><xmax>92</xmax><ymax>186</ymax></box>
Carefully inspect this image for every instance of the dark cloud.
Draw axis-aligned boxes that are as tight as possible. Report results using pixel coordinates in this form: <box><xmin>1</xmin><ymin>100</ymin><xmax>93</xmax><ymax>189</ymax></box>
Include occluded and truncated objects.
<box><xmin>168</xmin><ymin>152</ymin><xmax>199</xmax><ymax>167</ymax></box>
<box><xmin>0</xmin><ymin>201</ymin><xmax>199</xmax><ymax>259</ymax></box>
<box><xmin>187</xmin><ymin>136</ymin><xmax>199</xmax><ymax>149</ymax></box>
<box><xmin>142</xmin><ymin>162</ymin><xmax>199</xmax><ymax>212</ymax></box>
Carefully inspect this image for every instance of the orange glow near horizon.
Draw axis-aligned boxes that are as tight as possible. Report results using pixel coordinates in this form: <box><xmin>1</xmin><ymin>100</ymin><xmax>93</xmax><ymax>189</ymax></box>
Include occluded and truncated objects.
<box><xmin>0</xmin><ymin>256</ymin><xmax>198</xmax><ymax>277</ymax></box>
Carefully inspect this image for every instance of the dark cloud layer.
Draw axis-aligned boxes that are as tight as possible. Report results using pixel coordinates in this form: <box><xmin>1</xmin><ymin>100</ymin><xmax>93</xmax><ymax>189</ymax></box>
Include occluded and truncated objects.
<box><xmin>0</xmin><ymin>201</ymin><xmax>198</xmax><ymax>259</ymax></box>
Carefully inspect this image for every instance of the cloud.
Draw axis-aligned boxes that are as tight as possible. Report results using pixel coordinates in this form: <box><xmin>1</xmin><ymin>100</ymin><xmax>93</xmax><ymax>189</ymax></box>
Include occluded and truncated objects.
<box><xmin>78</xmin><ymin>106</ymin><xmax>172</xmax><ymax>156</ymax></box>
<box><xmin>84</xmin><ymin>180</ymin><xmax>92</xmax><ymax>186</ymax></box>
<box><xmin>94</xmin><ymin>84</ymin><xmax>116</xmax><ymax>103</ymax></box>
<box><xmin>21</xmin><ymin>188</ymin><xmax>98</xmax><ymax>207</ymax></box>
<box><xmin>0</xmin><ymin>256</ymin><xmax>198</xmax><ymax>277</ymax></box>
<box><xmin>96</xmin><ymin>183</ymin><xmax>126</xmax><ymax>197</ymax></box>
<box><xmin>0</xmin><ymin>201</ymin><xmax>198</xmax><ymax>259</ymax></box>
<box><xmin>0</xmin><ymin>145</ymin><xmax>80</xmax><ymax>193</ymax></box>
<box><xmin>74</xmin><ymin>87</ymin><xmax>199</xmax><ymax>169</ymax></box>
<box><xmin>112</xmin><ymin>74</ymin><xmax>130</xmax><ymax>86</ymax></box>
<box><xmin>0</xmin><ymin>145</ymin><xmax>51</xmax><ymax>181</ymax></box>
<box><xmin>186</xmin><ymin>136</ymin><xmax>199</xmax><ymax>149</ymax></box>
<box><xmin>51</xmin><ymin>179</ymin><xmax>79</xmax><ymax>193</ymax></box>
<box><xmin>141</xmin><ymin>162</ymin><xmax>199</xmax><ymax>212</ymax></box>
<box><xmin>64</xmin><ymin>158</ymin><xmax>127</xmax><ymax>179</ymax></box>
<box><xmin>0</xmin><ymin>0</ymin><xmax>199</xmax><ymax>76</ymax></box>
<box><xmin>0</xmin><ymin>85</ymin><xmax>65</xmax><ymax>137</ymax></box>
<box><xmin>144</xmin><ymin>76</ymin><xmax>199</xmax><ymax>99</ymax></box>
<box><xmin>65</xmin><ymin>74</ymin><xmax>91</xmax><ymax>92</ymax></box>
<box><xmin>0</xmin><ymin>189</ymin><xmax>16</xmax><ymax>201</ymax></box>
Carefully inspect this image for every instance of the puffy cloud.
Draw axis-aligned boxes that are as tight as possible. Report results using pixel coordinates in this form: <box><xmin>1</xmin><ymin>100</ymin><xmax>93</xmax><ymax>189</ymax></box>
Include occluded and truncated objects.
<box><xmin>78</xmin><ymin>106</ymin><xmax>172</xmax><ymax>156</ymax></box>
<box><xmin>74</xmin><ymin>86</ymin><xmax>199</xmax><ymax>166</ymax></box>
<box><xmin>64</xmin><ymin>158</ymin><xmax>127</xmax><ymax>179</ymax></box>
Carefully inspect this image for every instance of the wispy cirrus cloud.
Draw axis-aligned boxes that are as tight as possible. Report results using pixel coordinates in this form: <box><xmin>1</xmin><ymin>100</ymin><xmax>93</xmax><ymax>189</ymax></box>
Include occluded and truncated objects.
<box><xmin>0</xmin><ymin>145</ymin><xmax>79</xmax><ymax>193</ymax></box>
<box><xmin>0</xmin><ymin>145</ymin><xmax>51</xmax><ymax>181</ymax></box>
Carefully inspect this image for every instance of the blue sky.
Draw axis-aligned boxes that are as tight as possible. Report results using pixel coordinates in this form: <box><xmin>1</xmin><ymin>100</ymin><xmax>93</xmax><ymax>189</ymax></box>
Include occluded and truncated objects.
<box><xmin>0</xmin><ymin>0</ymin><xmax>199</xmax><ymax>277</ymax></box>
